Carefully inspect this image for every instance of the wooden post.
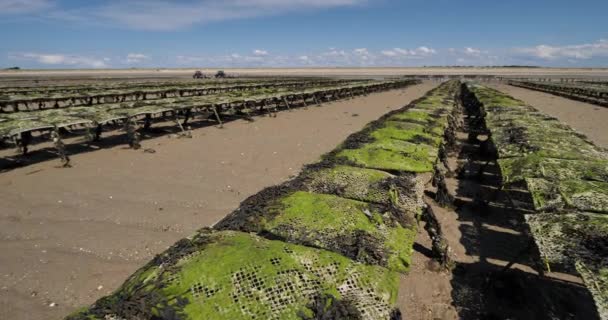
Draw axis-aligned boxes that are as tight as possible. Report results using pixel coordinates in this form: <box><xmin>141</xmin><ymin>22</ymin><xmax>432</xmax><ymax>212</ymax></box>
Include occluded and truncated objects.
<box><xmin>94</xmin><ymin>124</ymin><xmax>103</xmax><ymax>141</ymax></box>
<box><xmin>282</xmin><ymin>97</ymin><xmax>291</xmax><ymax>110</ymax></box>
<box><xmin>212</xmin><ymin>105</ymin><xmax>223</xmax><ymax>128</ymax></box>
<box><xmin>52</xmin><ymin>128</ymin><xmax>71</xmax><ymax>167</ymax></box>
<box><xmin>313</xmin><ymin>94</ymin><xmax>321</xmax><ymax>106</ymax></box>
<box><xmin>17</xmin><ymin>131</ymin><xmax>32</xmax><ymax>155</ymax></box>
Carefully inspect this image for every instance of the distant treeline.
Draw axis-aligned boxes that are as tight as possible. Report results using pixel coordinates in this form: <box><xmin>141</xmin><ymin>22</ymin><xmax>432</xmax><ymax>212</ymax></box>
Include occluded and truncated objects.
<box><xmin>422</xmin><ymin>65</ymin><xmax>540</xmax><ymax>68</ymax></box>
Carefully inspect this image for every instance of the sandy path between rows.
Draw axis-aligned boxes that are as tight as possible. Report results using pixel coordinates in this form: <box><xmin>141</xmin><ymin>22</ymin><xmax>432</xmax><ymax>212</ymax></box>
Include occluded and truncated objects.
<box><xmin>488</xmin><ymin>83</ymin><xmax>608</xmax><ymax>148</ymax></box>
<box><xmin>0</xmin><ymin>82</ymin><xmax>438</xmax><ymax>320</ymax></box>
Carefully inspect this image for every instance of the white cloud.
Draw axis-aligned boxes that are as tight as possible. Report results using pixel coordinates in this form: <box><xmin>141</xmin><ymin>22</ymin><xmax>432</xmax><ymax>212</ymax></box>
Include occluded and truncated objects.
<box><xmin>20</xmin><ymin>41</ymin><xmax>608</xmax><ymax>69</ymax></box>
<box><xmin>172</xmin><ymin>46</ymin><xmax>442</xmax><ymax>67</ymax></box>
<box><xmin>393</xmin><ymin>48</ymin><xmax>413</xmax><ymax>55</ymax></box>
<box><xmin>352</xmin><ymin>48</ymin><xmax>373</xmax><ymax>62</ymax></box>
<box><xmin>126</xmin><ymin>53</ymin><xmax>149</xmax><ymax>63</ymax></box>
<box><xmin>461</xmin><ymin>50</ymin><xmax>501</xmax><ymax>65</ymax></box>
<box><xmin>9</xmin><ymin>52</ymin><xmax>109</xmax><ymax>68</ymax></box>
<box><xmin>297</xmin><ymin>55</ymin><xmax>312</xmax><ymax>65</ymax></box>
<box><xmin>323</xmin><ymin>49</ymin><xmax>347</xmax><ymax>57</ymax></box>
<box><xmin>170</xmin><ymin>45</ymin><xmax>444</xmax><ymax>67</ymax></box>
<box><xmin>443</xmin><ymin>47</ymin><xmax>499</xmax><ymax>65</ymax></box>
<box><xmin>516</xmin><ymin>39</ymin><xmax>608</xmax><ymax>60</ymax></box>
<box><xmin>380</xmin><ymin>46</ymin><xmax>437</xmax><ymax>58</ymax></box>
<box><xmin>353</xmin><ymin>48</ymin><xmax>369</xmax><ymax>55</ymax></box>
<box><xmin>46</xmin><ymin>0</ymin><xmax>365</xmax><ymax>31</ymax></box>
<box><xmin>0</xmin><ymin>0</ymin><xmax>51</xmax><ymax>14</ymax></box>
<box><xmin>175</xmin><ymin>51</ymin><xmax>278</xmax><ymax>67</ymax></box>
<box><xmin>253</xmin><ymin>49</ymin><xmax>268</xmax><ymax>56</ymax></box>
<box><xmin>464</xmin><ymin>47</ymin><xmax>482</xmax><ymax>56</ymax></box>
<box><xmin>380</xmin><ymin>50</ymin><xmax>397</xmax><ymax>57</ymax></box>
<box><xmin>416</xmin><ymin>46</ymin><xmax>436</xmax><ymax>55</ymax></box>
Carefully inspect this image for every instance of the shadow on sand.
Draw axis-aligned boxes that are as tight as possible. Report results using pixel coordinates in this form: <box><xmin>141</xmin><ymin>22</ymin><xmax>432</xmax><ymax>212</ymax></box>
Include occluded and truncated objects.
<box><xmin>0</xmin><ymin>110</ymin><xmax>278</xmax><ymax>172</ymax></box>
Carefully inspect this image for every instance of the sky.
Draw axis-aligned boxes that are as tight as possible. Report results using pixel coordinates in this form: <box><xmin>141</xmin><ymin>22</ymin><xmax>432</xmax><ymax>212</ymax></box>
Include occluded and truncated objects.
<box><xmin>0</xmin><ymin>0</ymin><xmax>607</xmax><ymax>69</ymax></box>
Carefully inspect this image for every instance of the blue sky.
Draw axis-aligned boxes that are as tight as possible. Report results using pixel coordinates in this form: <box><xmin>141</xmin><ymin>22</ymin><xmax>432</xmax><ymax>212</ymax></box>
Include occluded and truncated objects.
<box><xmin>1</xmin><ymin>0</ymin><xmax>607</xmax><ymax>68</ymax></box>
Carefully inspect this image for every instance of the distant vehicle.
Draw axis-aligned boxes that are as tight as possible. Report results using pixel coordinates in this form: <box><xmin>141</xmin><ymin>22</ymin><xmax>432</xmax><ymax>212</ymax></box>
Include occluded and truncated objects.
<box><xmin>215</xmin><ymin>70</ymin><xmax>226</xmax><ymax>78</ymax></box>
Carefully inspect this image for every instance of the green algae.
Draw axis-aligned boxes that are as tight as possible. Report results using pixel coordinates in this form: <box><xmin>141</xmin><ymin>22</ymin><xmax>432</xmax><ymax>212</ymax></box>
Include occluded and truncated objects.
<box><xmin>561</xmin><ymin>180</ymin><xmax>608</xmax><ymax>213</ymax></box>
<box><xmin>498</xmin><ymin>155</ymin><xmax>608</xmax><ymax>185</ymax></box>
<box><xmin>388</xmin><ymin>109</ymin><xmax>442</xmax><ymax>125</ymax></box>
<box><xmin>481</xmin><ymin>95</ymin><xmax>523</xmax><ymax>107</ymax></box>
<box><xmin>2</xmin><ymin>80</ymin><xmax>406</xmax><ymax>139</ymax></box>
<box><xmin>263</xmin><ymin>191</ymin><xmax>416</xmax><ymax>273</ymax></box>
<box><xmin>335</xmin><ymin>139</ymin><xmax>438</xmax><ymax>173</ymax></box>
<box><xmin>415</xmin><ymin>97</ymin><xmax>450</xmax><ymax>109</ymax></box>
<box><xmin>576</xmin><ymin>262</ymin><xmax>608</xmax><ymax>320</ymax></box>
<box><xmin>525</xmin><ymin>178</ymin><xmax>564</xmax><ymax>211</ymax></box>
<box><xmin>301</xmin><ymin>165</ymin><xmax>423</xmax><ymax>221</ymax></box>
<box><xmin>469</xmin><ymin>83</ymin><xmax>606</xmax><ymax>160</ymax></box>
<box><xmin>495</xmin><ymin>136</ymin><xmax>604</xmax><ymax>160</ymax></box>
<box><xmin>67</xmin><ymin>230</ymin><xmax>400</xmax><ymax>320</ymax></box>
<box><xmin>303</xmin><ymin>165</ymin><xmax>408</xmax><ymax>204</ymax></box>
<box><xmin>0</xmin><ymin>109</ymin><xmax>93</xmax><ymax>136</ymax></box>
<box><xmin>525</xmin><ymin>212</ymin><xmax>608</xmax><ymax>271</ymax></box>
<box><xmin>369</xmin><ymin>121</ymin><xmax>444</xmax><ymax>147</ymax></box>
<box><xmin>526</xmin><ymin>212</ymin><xmax>608</xmax><ymax>320</ymax></box>
<box><xmin>413</xmin><ymin>87</ymin><xmax>457</xmax><ymax>110</ymax></box>
<box><xmin>330</xmin><ymin>81</ymin><xmax>462</xmax><ymax>174</ymax></box>
<box><xmin>468</xmin><ymin>85</ymin><xmax>525</xmax><ymax>107</ymax></box>
<box><xmin>526</xmin><ymin>178</ymin><xmax>608</xmax><ymax>213</ymax></box>
<box><xmin>468</xmin><ymin>83</ymin><xmax>608</xmax><ymax>319</ymax></box>
<box><xmin>488</xmin><ymin>121</ymin><xmax>605</xmax><ymax>160</ymax></box>
<box><xmin>3</xmin><ymin>79</ymin><xmax>360</xmax><ymax>104</ymax></box>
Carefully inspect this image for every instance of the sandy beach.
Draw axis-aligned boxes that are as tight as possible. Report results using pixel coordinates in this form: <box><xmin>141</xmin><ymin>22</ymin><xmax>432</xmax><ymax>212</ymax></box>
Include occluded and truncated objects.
<box><xmin>0</xmin><ymin>81</ymin><xmax>438</xmax><ymax>320</ymax></box>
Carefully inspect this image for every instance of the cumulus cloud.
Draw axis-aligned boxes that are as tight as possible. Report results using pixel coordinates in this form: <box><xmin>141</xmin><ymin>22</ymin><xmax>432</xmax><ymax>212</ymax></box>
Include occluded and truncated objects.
<box><xmin>380</xmin><ymin>46</ymin><xmax>437</xmax><ymax>58</ymax></box>
<box><xmin>516</xmin><ymin>39</ymin><xmax>608</xmax><ymax>60</ymax></box>
<box><xmin>125</xmin><ymin>53</ymin><xmax>149</xmax><ymax>63</ymax></box>
<box><xmin>416</xmin><ymin>46</ymin><xmax>436</xmax><ymax>55</ymax></box>
<box><xmin>353</xmin><ymin>48</ymin><xmax>370</xmax><ymax>55</ymax></box>
<box><xmin>380</xmin><ymin>50</ymin><xmax>398</xmax><ymax>57</ymax></box>
<box><xmin>253</xmin><ymin>49</ymin><xmax>268</xmax><ymax>56</ymax></box>
<box><xmin>172</xmin><ymin>46</ymin><xmax>443</xmax><ymax>67</ymax></box>
<box><xmin>0</xmin><ymin>0</ymin><xmax>51</xmax><ymax>14</ymax></box>
<box><xmin>9</xmin><ymin>52</ymin><xmax>109</xmax><ymax>68</ymax></box>
<box><xmin>464</xmin><ymin>47</ymin><xmax>482</xmax><ymax>56</ymax></box>
<box><xmin>442</xmin><ymin>47</ymin><xmax>501</xmax><ymax>65</ymax></box>
<box><xmin>322</xmin><ymin>49</ymin><xmax>348</xmax><ymax>57</ymax></box>
<box><xmin>18</xmin><ymin>40</ymin><xmax>608</xmax><ymax>69</ymax></box>
<box><xmin>298</xmin><ymin>55</ymin><xmax>310</xmax><ymax>61</ymax></box>
<box><xmin>175</xmin><ymin>51</ymin><xmax>277</xmax><ymax>67</ymax></box>
<box><xmin>351</xmin><ymin>48</ymin><xmax>374</xmax><ymax>62</ymax></box>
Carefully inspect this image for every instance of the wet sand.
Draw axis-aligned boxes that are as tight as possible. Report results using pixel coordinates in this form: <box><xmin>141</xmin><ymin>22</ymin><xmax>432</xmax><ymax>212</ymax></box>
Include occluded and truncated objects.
<box><xmin>489</xmin><ymin>83</ymin><xmax>608</xmax><ymax>148</ymax></box>
<box><xmin>0</xmin><ymin>82</ymin><xmax>438</xmax><ymax>320</ymax></box>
